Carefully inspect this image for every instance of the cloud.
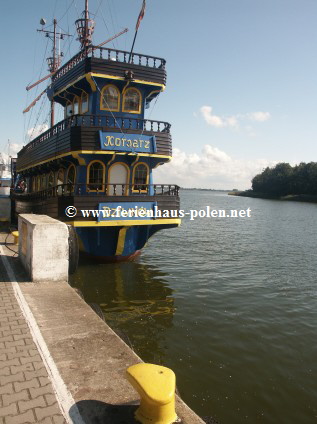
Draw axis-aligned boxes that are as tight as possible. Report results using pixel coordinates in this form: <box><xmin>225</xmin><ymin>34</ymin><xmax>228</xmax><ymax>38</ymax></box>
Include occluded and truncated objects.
<box><xmin>154</xmin><ymin>144</ymin><xmax>276</xmax><ymax>190</ymax></box>
<box><xmin>200</xmin><ymin>106</ymin><xmax>271</xmax><ymax>129</ymax></box>
<box><xmin>0</xmin><ymin>143</ymin><xmax>24</xmax><ymax>164</ymax></box>
<box><xmin>200</xmin><ymin>106</ymin><xmax>238</xmax><ymax>128</ymax></box>
<box><xmin>246</xmin><ymin>111</ymin><xmax>271</xmax><ymax>122</ymax></box>
<box><xmin>27</xmin><ymin>124</ymin><xmax>49</xmax><ymax>140</ymax></box>
<box><xmin>9</xmin><ymin>143</ymin><xmax>23</xmax><ymax>155</ymax></box>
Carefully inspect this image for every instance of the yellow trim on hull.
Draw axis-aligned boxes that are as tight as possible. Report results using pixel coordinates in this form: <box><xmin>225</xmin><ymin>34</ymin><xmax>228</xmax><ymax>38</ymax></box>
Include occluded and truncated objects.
<box><xmin>54</xmin><ymin>75</ymin><xmax>86</xmax><ymax>98</ymax></box>
<box><xmin>90</xmin><ymin>73</ymin><xmax>165</xmax><ymax>90</ymax></box>
<box><xmin>54</xmin><ymin>72</ymin><xmax>165</xmax><ymax>99</ymax></box>
<box><xmin>115</xmin><ymin>227</ymin><xmax>130</xmax><ymax>255</ymax></box>
<box><xmin>67</xmin><ymin>218</ymin><xmax>181</xmax><ymax>227</ymax></box>
<box><xmin>71</xmin><ymin>152</ymin><xmax>86</xmax><ymax>165</ymax></box>
<box><xmin>85</xmin><ymin>74</ymin><xmax>97</xmax><ymax>92</ymax></box>
<box><xmin>17</xmin><ymin>150</ymin><xmax>171</xmax><ymax>172</ymax></box>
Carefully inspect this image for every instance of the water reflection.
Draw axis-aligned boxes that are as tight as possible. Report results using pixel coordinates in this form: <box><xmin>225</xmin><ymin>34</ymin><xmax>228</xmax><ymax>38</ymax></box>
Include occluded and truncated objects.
<box><xmin>69</xmin><ymin>258</ymin><xmax>175</xmax><ymax>363</ymax></box>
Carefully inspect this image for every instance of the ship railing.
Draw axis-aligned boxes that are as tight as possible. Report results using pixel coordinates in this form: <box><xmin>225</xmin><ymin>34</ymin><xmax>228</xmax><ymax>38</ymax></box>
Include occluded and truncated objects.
<box><xmin>14</xmin><ymin>184</ymin><xmax>180</xmax><ymax>200</ymax></box>
<box><xmin>21</xmin><ymin>116</ymin><xmax>170</xmax><ymax>155</ymax></box>
<box><xmin>75</xmin><ymin>115</ymin><xmax>171</xmax><ymax>133</ymax></box>
<box><xmin>53</xmin><ymin>47</ymin><xmax>166</xmax><ymax>82</ymax></box>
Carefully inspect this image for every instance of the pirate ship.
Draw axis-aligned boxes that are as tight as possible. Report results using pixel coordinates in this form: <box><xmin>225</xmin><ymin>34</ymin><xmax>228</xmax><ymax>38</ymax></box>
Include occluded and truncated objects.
<box><xmin>12</xmin><ymin>0</ymin><xmax>180</xmax><ymax>261</ymax></box>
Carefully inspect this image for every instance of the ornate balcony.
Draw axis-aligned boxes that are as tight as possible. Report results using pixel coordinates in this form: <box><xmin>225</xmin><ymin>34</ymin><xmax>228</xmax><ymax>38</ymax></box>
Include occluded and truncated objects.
<box><xmin>52</xmin><ymin>46</ymin><xmax>166</xmax><ymax>92</ymax></box>
<box><xmin>17</xmin><ymin>116</ymin><xmax>172</xmax><ymax>172</ymax></box>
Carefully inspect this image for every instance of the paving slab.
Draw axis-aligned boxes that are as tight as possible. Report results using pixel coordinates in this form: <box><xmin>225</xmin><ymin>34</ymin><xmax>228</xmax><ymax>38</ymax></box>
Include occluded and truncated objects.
<box><xmin>0</xmin><ymin>232</ymin><xmax>66</xmax><ymax>423</ymax></box>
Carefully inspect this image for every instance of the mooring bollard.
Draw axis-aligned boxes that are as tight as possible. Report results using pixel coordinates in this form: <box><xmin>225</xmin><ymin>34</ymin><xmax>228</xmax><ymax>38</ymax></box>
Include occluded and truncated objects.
<box><xmin>11</xmin><ymin>230</ymin><xmax>19</xmax><ymax>245</ymax></box>
<box><xmin>126</xmin><ymin>363</ymin><xmax>178</xmax><ymax>424</ymax></box>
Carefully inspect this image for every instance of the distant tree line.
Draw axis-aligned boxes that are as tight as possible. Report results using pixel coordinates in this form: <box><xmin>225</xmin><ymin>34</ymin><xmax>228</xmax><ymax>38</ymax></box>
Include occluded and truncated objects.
<box><xmin>252</xmin><ymin>162</ymin><xmax>317</xmax><ymax>196</ymax></box>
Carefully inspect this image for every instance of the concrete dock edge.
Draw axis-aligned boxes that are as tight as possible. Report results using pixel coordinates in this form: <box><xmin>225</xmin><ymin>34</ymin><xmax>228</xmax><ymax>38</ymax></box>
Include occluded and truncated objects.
<box><xmin>0</xmin><ymin>230</ymin><xmax>206</xmax><ymax>423</ymax></box>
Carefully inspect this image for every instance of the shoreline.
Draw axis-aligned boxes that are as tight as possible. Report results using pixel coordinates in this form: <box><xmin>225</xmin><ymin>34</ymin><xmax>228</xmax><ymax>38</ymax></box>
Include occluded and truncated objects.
<box><xmin>228</xmin><ymin>190</ymin><xmax>317</xmax><ymax>203</ymax></box>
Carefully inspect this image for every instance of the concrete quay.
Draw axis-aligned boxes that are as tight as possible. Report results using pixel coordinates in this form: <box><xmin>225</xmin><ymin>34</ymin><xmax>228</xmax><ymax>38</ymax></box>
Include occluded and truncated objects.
<box><xmin>0</xmin><ymin>229</ymin><xmax>206</xmax><ymax>424</ymax></box>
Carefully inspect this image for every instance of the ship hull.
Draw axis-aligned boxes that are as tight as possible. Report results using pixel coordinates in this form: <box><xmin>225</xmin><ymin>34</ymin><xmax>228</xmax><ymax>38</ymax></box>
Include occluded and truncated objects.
<box><xmin>12</xmin><ymin>195</ymin><xmax>180</xmax><ymax>262</ymax></box>
<box><xmin>74</xmin><ymin>221</ymin><xmax>179</xmax><ymax>262</ymax></box>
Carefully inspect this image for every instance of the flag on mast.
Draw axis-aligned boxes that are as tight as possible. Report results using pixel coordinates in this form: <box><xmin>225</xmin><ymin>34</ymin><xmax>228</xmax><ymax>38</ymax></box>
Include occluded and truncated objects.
<box><xmin>135</xmin><ymin>0</ymin><xmax>146</xmax><ymax>31</ymax></box>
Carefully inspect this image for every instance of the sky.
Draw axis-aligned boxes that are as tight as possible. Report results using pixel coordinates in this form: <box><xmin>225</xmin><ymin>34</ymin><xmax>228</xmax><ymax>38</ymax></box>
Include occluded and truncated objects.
<box><xmin>0</xmin><ymin>0</ymin><xmax>316</xmax><ymax>189</ymax></box>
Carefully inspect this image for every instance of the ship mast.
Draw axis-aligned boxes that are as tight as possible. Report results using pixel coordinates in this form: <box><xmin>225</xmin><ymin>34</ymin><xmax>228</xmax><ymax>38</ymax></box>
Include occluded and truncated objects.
<box><xmin>24</xmin><ymin>1</ymin><xmax>127</xmax><ymax>124</ymax></box>
<box><xmin>85</xmin><ymin>0</ymin><xmax>89</xmax><ymax>45</ymax></box>
<box><xmin>75</xmin><ymin>0</ymin><xmax>95</xmax><ymax>51</ymax></box>
<box><xmin>37</xmin><ymin>19</ymin><xmax>71</xmax><ymax>128</ymax></box>
<box><xmin>49</xmin><ymin>19</ymin><xmax>58</xmax><ymax>128</ymax></box>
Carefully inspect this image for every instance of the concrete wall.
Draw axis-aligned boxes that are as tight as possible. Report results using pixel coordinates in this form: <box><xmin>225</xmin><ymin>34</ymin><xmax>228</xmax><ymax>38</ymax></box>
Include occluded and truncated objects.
<box><xmin>18</xmin><ymin>214</ymin><xmax>69</xmax><ymax>283</ymax></box>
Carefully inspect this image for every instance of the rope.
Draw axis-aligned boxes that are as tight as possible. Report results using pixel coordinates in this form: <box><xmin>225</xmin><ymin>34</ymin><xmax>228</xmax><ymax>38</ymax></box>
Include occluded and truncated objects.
<box><xmin>57</xmin><ymin>0</ymin><xmax>76</xmax><ymax>23</ymax></box>
<box><xmin>25</xmin><ymin>36</ymin><xmax>50</xmax><ymax>144</ymax></box>
<box><xmin>95</xmin><ymin>0</ymin><xmax>104</xmax><ymax>17</ymax></box>
<box><xmin>106</xmin><ymin>0</ymin><xmax>118</xmax><ymax>49</ymax></box>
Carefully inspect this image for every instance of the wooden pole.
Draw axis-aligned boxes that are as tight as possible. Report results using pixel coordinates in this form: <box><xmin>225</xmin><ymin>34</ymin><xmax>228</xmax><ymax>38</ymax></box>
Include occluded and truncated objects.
<box><xmin>51</xmin><ymin>19</ymin><xmax>57</xmax><ymax>128</ymax></box>
<box><xmin>128</xmin><ymin>30</ymin><xmax>138</xmax><ymax>63</ymax></box>
<box><xmin>85</xmin><ymin>0</ymin><xmax>89</xmax><ymax>48</ymax></box>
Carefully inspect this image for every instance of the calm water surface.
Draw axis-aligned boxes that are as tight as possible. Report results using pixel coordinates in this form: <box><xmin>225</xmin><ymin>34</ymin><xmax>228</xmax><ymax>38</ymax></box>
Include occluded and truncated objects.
<box><xmin>70</xmin><ymin>190</ymin><xmax>317</xmax><ymax>423</ymax></box>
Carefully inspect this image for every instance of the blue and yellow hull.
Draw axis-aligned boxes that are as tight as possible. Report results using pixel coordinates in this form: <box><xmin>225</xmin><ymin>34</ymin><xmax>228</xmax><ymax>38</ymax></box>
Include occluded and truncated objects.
<box><xmin>69</xmin><ymin>219</ymin><xmax>181</xmax><ymax>262</ymax></box>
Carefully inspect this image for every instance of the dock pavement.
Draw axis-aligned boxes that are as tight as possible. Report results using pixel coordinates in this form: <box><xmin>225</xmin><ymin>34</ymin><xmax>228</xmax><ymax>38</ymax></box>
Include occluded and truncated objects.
<box><xmin>0</xmin><ymin>230</ymin><xmax>65</xmax><ymax>424</ymax></box>
<box><xmin>0</xmin><ymin>227</ymin><xmax>206</xmax><ymax>424</ymax></box>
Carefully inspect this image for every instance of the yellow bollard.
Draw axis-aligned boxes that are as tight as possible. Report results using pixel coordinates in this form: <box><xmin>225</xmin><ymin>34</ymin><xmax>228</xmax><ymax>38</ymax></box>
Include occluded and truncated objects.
<box><xmin>11</xmin><ymin>231</ymin><xmax>19</xmax><ymax>245</ymax></box>
<box><xmin>126</xmin><ymin>363</ymin><xmax>178</xmax><ymax>424</ymax></box>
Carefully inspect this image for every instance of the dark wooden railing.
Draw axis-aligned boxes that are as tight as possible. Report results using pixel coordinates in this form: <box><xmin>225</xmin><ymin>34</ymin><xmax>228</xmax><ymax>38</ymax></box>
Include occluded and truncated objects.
<box><xmin>20</xmin><ymin>116</ymin><xmax>171</xmax><ymax>155</ymax></box>
<box><xmin>13</xmin><ymin>184</ymin><xmax>180</xmax><ymax>200</ymax></box>
<box><xmin>53</xmin><ymin>46</ymin><xmax>166</xmax><ymax>82</ymax></box>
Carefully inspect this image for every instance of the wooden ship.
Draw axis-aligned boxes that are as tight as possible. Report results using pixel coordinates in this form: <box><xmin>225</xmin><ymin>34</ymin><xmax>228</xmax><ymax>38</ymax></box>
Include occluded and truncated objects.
<box><xmin>12</xmin><ymin>0</ymin><xmax>180</xmax><ymax>261</ymax></box>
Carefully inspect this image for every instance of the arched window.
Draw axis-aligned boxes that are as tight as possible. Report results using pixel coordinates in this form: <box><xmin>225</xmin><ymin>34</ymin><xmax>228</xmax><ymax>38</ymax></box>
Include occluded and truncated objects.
<box><xmin>87</xmin><ymin>161</ymin><xmax>105</xmax><ymax>191</ymax></box>
<box><xmin>100</xmin><ymin>85</ymin><xmax>120</xmax><ymax>111</ymax></box>
<box><xmin>48</xmin><ymin>172</ymin><xmax>54</xmax><ymax>188</ymax></box>
<box><xmin>32</xmin><ymin>176</ymin><xmax>37</xmax><ymax>192</ymax></box>
<box><xmin>108</xmin><ymin>162</ymin><xmax>129</xmax><ymax>195</ymax></box>
<box><xmin>57</xmin><ymin>169</ymin><xmax>64</xmax><ymax>185</ymax></box>
<box><xmin>57</xmin><ymin>169</ymin><xmax>64</xmax><ymax>196</ymax></box>
<box><xmin>40</xmin><ymin>174</ymin><xmax>47</xmax><ymax>191</ymax></box>
<box><xmin>123</xmin><ymin>88</ymin><xmax>141</xmax><ymax>113</ymax></box>
<box><xmin>37</xmin><ymin>176</ymin><xmax>41</xmax><ymax>192</ymax></box>
<box><xmin>133</xmin><ymin>163</ymin><xmax>148</xmax><ymax>192</ymax></box>
<box><xmin>66</xmin><ymin>165</ymin><xmax>76</xmax><ymax>194</ymax></box>
<box><xmin>81</xmin><ymin>92</ymin><xmax>89</xmax><ymax>113</ymax></box>
<box><xmin>65</xmin><ymin>101</ymin><xmax>72</xmax><ymax>118</ymax></box>
<box><xmin>73</xmin><ymin>96</ymin><xmax>80</xmax><ymax>115</ymax></box>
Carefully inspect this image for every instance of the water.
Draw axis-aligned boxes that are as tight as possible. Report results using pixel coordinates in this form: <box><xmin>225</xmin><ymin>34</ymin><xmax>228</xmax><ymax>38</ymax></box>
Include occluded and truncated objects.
<box><xmin>70</xmin><ymin>190</ymin><xmax>317</xmax><ymax>423</ymax></box>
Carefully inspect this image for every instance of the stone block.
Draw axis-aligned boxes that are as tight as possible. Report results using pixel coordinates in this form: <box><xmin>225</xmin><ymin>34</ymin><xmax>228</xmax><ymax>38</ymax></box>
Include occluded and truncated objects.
<box><xmin>18</xmin><ymin>215</ymin><xmax>69</xmax><ymax>283</ymax></box>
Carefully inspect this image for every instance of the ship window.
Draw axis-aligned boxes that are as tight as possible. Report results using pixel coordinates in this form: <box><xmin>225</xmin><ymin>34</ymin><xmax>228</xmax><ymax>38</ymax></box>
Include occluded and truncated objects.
<box><xmin>100</xmin><ymin>85</ymin><xmax>120</xmax><ymax>111</ymax></box>
<box><xmin>32</xmin><ymin>176</ymin><xmax>37</xmax><ymax>192</ymax></box>
<box><xmin>123</xmin><ymin>88</ymin><xmax>141</xmax><ymax>114</ymax></box>
<box><xmin>41</xmin><ymin>174</ymin><xmax>47</xmax><ymax>190</ymax></box>
<box><xmin>87</xmin><ymin>161</ymin><xmax>105</xmax><ymax>191</ymax></box>
<box><xmin>133</xmin><ymin>163</ymin><xmax>148</xmax><ymax>192</ymax></box>
<box><xmin>65</xmin><ymin>101</ymin><xmax>72</xmax><ymax>117</ymax></box>
<box><xmin>73</xmin><ymin>97</ymin><xmax>80</xmax><ymax>115</ymax></box>
<box><xmin>66</xmin><ymin>165</ymin><xmax>76</xmax><ymax>194</ymax></box>
<box><xmin>37</xmin><ymin>176</ymin><xmax>41</xmax><ymax>192</ymax></box>
<box><xmin>57</xmin><ymin>169</ymin><xmax>64</xmax><ymax>196</ymax></box>
<box><xmin>48</xmin><ymin>172</ymin><xmax>54</xmax><ymax>188</ymax></box>
<box><xmin>81</xmin><ymin>92</ymin><xmax>89</xmax><ymax>113</ymax></box>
